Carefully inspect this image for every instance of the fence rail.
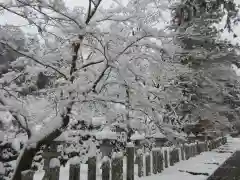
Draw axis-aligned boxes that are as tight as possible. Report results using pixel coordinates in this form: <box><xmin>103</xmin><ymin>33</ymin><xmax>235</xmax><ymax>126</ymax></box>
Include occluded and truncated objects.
<box><xmin>21</xmin><ymin>137</ymin><xmax>227</xmax><ymax>180</ymax></box>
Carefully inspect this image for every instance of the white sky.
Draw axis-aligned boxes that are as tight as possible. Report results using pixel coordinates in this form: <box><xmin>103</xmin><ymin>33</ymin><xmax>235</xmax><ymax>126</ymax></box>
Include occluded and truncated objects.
<box><xmin>0</xmin><ymin>0</ymin><xmax>239</xmax><ymax>44</ymax></box>
<box><xmin>0</xmin><ymin>0</ymin><xmax>129</xmax><ymax>33</ymax></box>
<box><xmin>0</xmin><ymin>0</ymin><xmax>125</xmax><ymax>24</ymax></box>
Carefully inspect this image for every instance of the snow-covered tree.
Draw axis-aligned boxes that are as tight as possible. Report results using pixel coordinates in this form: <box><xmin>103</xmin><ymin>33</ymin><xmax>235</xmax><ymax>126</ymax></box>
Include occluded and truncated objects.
<box><xmin>169</xmin><ymin>0</ymin><xmax>240</xmax><ymax>134</ymax></box>
<box><xmin>0</xmin><ymin>0</ymin><xmax>189</xmax><ymax>179</ymax></box>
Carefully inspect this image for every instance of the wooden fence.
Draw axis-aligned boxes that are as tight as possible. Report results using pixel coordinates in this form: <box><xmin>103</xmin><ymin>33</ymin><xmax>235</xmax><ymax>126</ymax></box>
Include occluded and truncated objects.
<box><xmin>21</xmin><ymin>137</ymin><xmax>227</xmax><ymax>180</ymax></box>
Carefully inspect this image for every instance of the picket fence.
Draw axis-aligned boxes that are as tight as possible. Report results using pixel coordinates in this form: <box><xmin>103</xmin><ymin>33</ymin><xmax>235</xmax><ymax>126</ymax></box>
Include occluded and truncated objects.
<box><xmin>21</xmin><ymin>137</ymin><xmax>227</xmax><ymax>180</ymax></box>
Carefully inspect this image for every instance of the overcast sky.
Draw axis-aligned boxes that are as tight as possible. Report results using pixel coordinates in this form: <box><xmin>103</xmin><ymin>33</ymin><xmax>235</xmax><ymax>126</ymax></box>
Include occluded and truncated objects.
<box><xmin>0</xmin><ymin>1</ymin><xmax>86</xmax><ymax>26</ymax></box>
<box><xmin>0</xmin><ymin>0</ymin><xmax>239</xmax><ymax>44</ymax></box>
<box><xmin>0</xmin><ymin>0</ymin><xmax>129</xmax><ymax>33</ymax></box>
<box><xmin>0</xmin><ymin>0</ymin><xmax>125</xmax><ymax>24</ymax></box>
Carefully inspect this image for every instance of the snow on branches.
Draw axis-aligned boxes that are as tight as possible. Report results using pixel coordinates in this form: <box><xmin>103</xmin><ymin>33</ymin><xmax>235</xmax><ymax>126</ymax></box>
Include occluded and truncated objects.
<box><xmin>0</xmin><ymin>0</ymin><xmax>190</xmax><ymax>179</ymax></box>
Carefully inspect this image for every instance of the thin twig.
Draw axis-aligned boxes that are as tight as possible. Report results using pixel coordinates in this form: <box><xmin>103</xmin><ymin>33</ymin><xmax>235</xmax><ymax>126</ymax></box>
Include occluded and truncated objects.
<box><xmin>78</xmin><ymin>60</ymin><xmax>104</xmax><ymax>70</ymax></box>
<box><xmin>91</xmin><ymin>64</ymin><xmax>109</xmax><ymax>92</ymax></box>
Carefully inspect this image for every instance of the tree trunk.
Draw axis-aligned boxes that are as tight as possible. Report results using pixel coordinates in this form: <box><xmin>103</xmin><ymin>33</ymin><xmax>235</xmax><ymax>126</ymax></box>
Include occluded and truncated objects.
<box><xmin>12</xmin><ymin>147</ymin><xmax>37</xmax><ymax>180</ymax></box>
<box><xmin>11</xmin><ymin>115</ymin><xmax>69</xmax><ymax>180</ymax></box>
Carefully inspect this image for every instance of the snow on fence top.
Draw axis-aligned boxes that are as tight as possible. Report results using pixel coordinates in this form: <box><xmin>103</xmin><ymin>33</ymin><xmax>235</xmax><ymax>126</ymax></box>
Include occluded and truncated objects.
<box><xmin>49</xmin><ymin>158</ymin><xmax>60</xmax><ymax>168</ymax></box>
<box><xmin>91</xmin><ymin>116</ymin><xmax>106</xmax><ymax>126</ymax></box>
<box><xmin>112</xmin><ymin>151</ymin><xmax>123</xmax><ymax>159</ymax></box>
<box><xmin>69</xmin><ymin>156</ymin><xmax>81</xmax><ymax>165</ymax></box>
<box><xmin>126</xmin><ymin>142</ymin><xmax>134</xmax><ymax>147</ymax></box>
<box><xmin>130</xmin><ymin>131</ymin><xmax>145</xmax><ymax>140</ymax></box>
<box><xmin>151</xmin><ymin>131</ymin><xmax>166</xmax><ymax>138</ymax></box>
<box><xmin>95</xmin><ymin>126</ymin><xmax>118</xmax><ymax>140</ymax></box>
<box><xmin>189</xmin><ymin>132</ymin><xmax>196</xmax><ymax>138</ymax></box>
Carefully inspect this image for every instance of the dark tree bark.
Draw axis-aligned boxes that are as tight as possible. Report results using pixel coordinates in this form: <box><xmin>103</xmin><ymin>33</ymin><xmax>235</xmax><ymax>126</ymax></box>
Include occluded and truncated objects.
<box><xmin>11</xmin><ymin>114</ymin><xmax>70</xmax><ymax>180</ymax></box>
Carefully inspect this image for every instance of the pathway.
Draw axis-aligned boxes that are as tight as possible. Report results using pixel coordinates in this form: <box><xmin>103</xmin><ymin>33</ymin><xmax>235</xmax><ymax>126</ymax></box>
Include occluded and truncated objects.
<box><xmin>140</xmin><ymin>136</ymin><xmax>240</xmax><ymax>180</ymax></box>
<box><xmin>207</xmin><ymin>151</ymin><xmax>240</xmax><ymax>180</ymax></box>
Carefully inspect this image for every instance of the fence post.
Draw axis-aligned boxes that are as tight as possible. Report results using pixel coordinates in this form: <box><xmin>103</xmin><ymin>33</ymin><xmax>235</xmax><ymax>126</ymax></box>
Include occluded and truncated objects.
<box><xmin>170</xmin><ymin>148</ymin><xmax>174</xmax><ymax>166</ymax></box>
<box><xmin>200</xmin><ymin>142</ymin><xmax>204</xmax><ymax>153</ymax></box>
<box><xmin>102</xmin><ymin>157</ymin><xmax>110</xmax><ymax>180</ymax></box>
<box><xmin>88</xmin><ymin>156</ymin><xmax>96</xmax><ymax>180</ymax></box>
<box><xmin>208</xmin><ymin>141</ymin><xmax>213</xmax><ymax>150</ymax></box>
<box><xmin>126</xmin><ymin>144</ymin><xmax>134</xmax><ymax>180</ymax></box>
<box><xmin>175</xmin><ymin>148</ymin><xmax>180</xmax><ymax>163</ymax></box>
<box><xmin>136</xmin><ymin>150</ymin><xmax>144</xmax><ymax>177</ymax></box>
<box><xmin>200</xmin><ymin>142</ymin><xmax>203</xmax><ymax>154</ymax></box>
<box><xmin>164</xmin><ymin>149</ymin><xmax>168</xmax><ymax>168</ymax></box>
<box><xmin>213</xmin><ymin>140</ymin><xmax>216</xmax><ymax>149</ymax></box>
<box><xmin>193</xmin><ymin>143</ymin><xmax>197</xmax><ymax>156</ymax></box>
<box><xmin>48</xmin><ymin>158</ymin><xmax>60</xmax><ymax>180</ymax></box>
<box><xmin>157</xmin><ymin>150</ymin><xmax>163</xmax><ymax>173</ymax></box>
<box><xmin>202</xmin><ymin>142</ymin><xmax>205</xmax><ymax>151</ymax></box>
<box><xmin>69</xmin><ymin>157</ymin><xmax>81</xmax><ymax>180</ymax></box>
<box><xmin>145</xmin><ymin>152</ymin><xmax>151</xmax><ymax>176</ymax></box>
<box><xmin>21</xmin><ymin>170</ymin><xmax>34</xmax><ymax>180</ymax></box>
<box><xmin>112</xmin><ymin>152</ymin><xmax>123</xmax><ymax>180</ymax></box>
<box><xmin>152</xmin><ymin>148</ymin><xmax>163</xmax><ymax>173</ymax></box>
<box><xmin>190</xmin><ymin>144</ymin><xmax>194</xmax><ymax>157</ymax></box>
<box><xmin>189</xmin><ymin>145</ymin><xmax>192</xmax><ymax>158</ymax></box>
<box><xmin>181</xmin><ymin>144</ymin><xmax>185</xmax><ymax>160</ymax></box>
<box><xmin>208</xmin><ymin>141</ymin><xmax>211</xmax><ymax>150</ymax></box>
<box><xmin>191</xmin><ymin>144</ymin><xmax>194</xmax><ymax>157</ymax></box>
<box><xmin>185</xmin><ymin>145</ymin><xmax>189</xmax><ymax>160</ymax></box>
<box><xmin>205</xmin><ymin>141</ymin><xmax>208</xmax><ymax>151</ymax></box>
<box><xmin>196</xmin><ymin>141</ymin><xmax>200</xmax><ymax>154</ymax></box>
<box><xmin>223</xmin><ymin>137</ymin><xmax>225</xmax><ymax>144</ymax></box>
<box><xmin>225</xmin><ymin>137</ymin><xmax>227</xmax><ymax>144</ymax></box>
<box><xmin>190</xmin><ymin>145</ymin><xmax>193</xmax><ymax>157</ymax></box>
<box><xmin>152</xmin><ymin>149</ymin><xmax>158</xmax><ymax>174</ymax></box>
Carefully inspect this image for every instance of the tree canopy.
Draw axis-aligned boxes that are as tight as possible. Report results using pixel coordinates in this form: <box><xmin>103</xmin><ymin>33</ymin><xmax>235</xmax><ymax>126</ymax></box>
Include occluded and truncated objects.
<box><xmin>0</xmin><ymin>0</ymin><xmax>240</xmax><ymax>179</ymax></box>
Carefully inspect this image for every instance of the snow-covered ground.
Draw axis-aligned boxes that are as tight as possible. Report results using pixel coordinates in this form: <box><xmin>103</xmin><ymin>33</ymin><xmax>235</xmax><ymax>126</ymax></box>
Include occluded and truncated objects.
<box><xmin>140</xmin><ymin>136</ymin><xmax>240</xmax><ymax>180</ymax></box>
<box><xmin>32</xmin><ymin>136</ymin><xmax>240</xmax><ymax>180</ymax></box>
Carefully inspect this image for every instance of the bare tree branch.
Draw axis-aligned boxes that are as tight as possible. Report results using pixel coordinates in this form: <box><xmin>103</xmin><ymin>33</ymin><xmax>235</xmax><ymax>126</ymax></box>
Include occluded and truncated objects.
<box><xmin>0</xmin><ymin>87</ymin><xmax>22</xmax><ymax>102</ymax></box>
<box><xmin>76</xmin><ymin>96</ymin><xmax>126</xmax><ymax>105</ymax></box>
<box><xmin>12</xmin><ymin>114</ymin><xmax>31</xmax><ymax>138</ymax></box>
<box><xmin>16</xmin><ymin>0</ymin><xmax>82</xmax><ymax>28</ymax></box>
<box><xmin>85</xmin><ymin>0</ymin><xmax>102</xmax><ymax>24</ymax></box>
<box><xmin>91</xmin><ymin>64</ymin><xmax>109</xmax><ymax>93</ymax></box>
<box><xmin>115</xmin><ymin>35</ymin><xmax>149</xmax><ymax>59</ymax></box>
<box><xmin>70</xmin><ymin>38</ymin><xmax>83</xmax><ymax>82</ymax></box>
<box><xmin>0</xmin><ymin>41</ymin><xmax>68</xmax><ymax>80</ymax></box>
<box><xmin>0</xmin><ymin>4</ymin><xmax>45</xmax><ymax>33</ymax></box>
<box><xmin>44</xmin><ymin>4</ymin><xmax>84</xmax><ymax>30</ymax></box>
<box><xmin>96</xmin><ymin>16</ymin><xmax>132</xmax><ymax>23</ymax></box>
<box><xmin>87</xmin><ymin>0</ymin><xmax>92</xmax><ymax>23</ymax></box>
<box><xmin>78</xmin><ymin>59</ymin><xmax>104</xmax><ymax>70</ymax></box>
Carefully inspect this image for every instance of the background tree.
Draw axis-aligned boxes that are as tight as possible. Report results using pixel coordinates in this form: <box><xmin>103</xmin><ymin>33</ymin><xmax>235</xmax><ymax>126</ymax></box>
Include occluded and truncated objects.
<box><xmin>0</xmin><ymin>25</ymin><xmax>26</xmax><ymax>74</ymax></box>
<box><xmin>170</xmin><ymin>0</ymin><xmax>240</xmax><ymax>134</ymax></box>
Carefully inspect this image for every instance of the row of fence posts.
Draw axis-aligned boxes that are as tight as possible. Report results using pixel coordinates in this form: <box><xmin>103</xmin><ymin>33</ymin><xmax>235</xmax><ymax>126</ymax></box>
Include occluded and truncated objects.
<box><xmin>21</xmin><ymin>137</ymin><xmax>227</xmax><ymax>180</ymax></box>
